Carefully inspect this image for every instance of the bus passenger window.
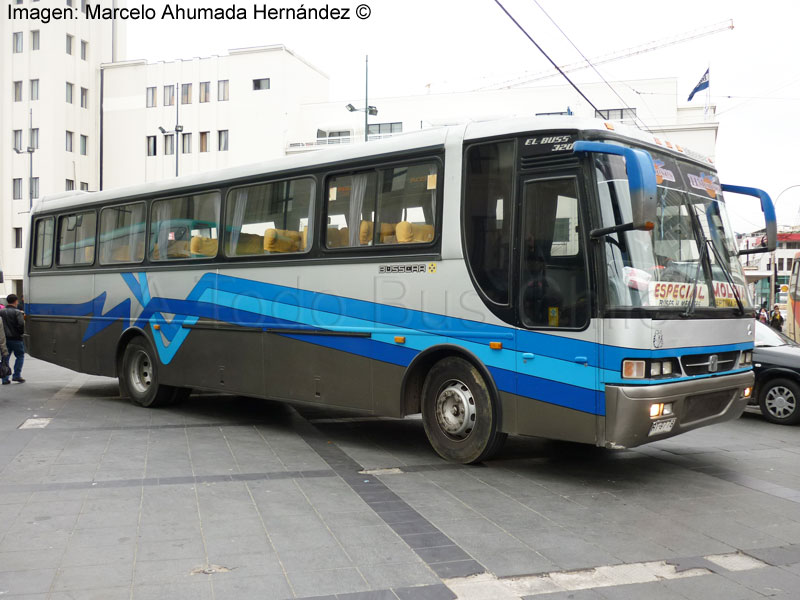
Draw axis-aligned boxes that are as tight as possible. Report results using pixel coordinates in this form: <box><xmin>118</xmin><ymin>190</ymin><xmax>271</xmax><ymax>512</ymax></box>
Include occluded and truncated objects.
<box><xmin>57</xmin><ymin>211</ymin><xmax>97</xmax><ymax>266</ymax></box>
<box><xmin>99</xmin><ymin>202</ymin><xmax>146</xmax><ymax>264</ymax></box>
<box><xmin>520</xmin><ymin>178</ymin><xmax>588</xmax><ymax>328</ymax></box>
<box><xmin>225</xmin><ymin>178</ymin><xmax>315</xmax><ymax>256</ymax></box>
<box><xmin>373</xmin><ymin>162</ymin><xmax>437</xmax><ymax>245</ymax></box>
<box><xmin>326</xmin><ymin>172</ymin><xmax>377</xmax><ymax>248</ymax></box>
<box><xmin>149</xmin><ymin>192</ymin><xmax>220</xmax><ymax>261</ymax></box>
<box><xmin>464</xmin><ymin>141</ymin><xmax>514</xmax><ymax>305</ymax></box>
<box><xmin>33</xmin><ymin>217</ymin><xmax>54</xmax><ymax>268</ymax></box>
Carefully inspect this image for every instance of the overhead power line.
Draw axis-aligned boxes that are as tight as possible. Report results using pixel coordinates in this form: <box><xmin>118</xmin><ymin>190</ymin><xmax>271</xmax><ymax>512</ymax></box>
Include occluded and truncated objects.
<box><xmin>493</xmin><ymin>0</ymin><xmax>600</xmax><ymax>112</ymax></box>
<box><xmin>531</xmin><ymin>0</ymin><xmax>650</xmax><ymax>132</ymax></box>
<box><xmin>478</xmin><ymin>19</ymin><xmax>734</xmax><ymax>91</ymax></box>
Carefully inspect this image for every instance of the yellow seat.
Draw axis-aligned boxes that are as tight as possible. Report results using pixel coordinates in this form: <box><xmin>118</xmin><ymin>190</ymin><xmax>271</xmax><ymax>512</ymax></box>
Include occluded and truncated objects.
<box><xmin>232</xmin><ymin>232</ymin><xmax>264</xmax><ymax>255</ymax></box>
<box><xmin>396</xmin><ymin>221</ymin><xmax>434</xmax><ymax>243</ymax></box>
<box><xmin>327</xmin><ymin>226</ymin><xmax>349</xmax><ymax>248</ymax></box>
<box><xmin>264</xmin><ymin>228</ymin><xmax>302</xmax><ymax>253</ymax></box>
<box><xmin>190</xmin><ymin>236</ymin><xmax>218</xmax><ymax>257</ymax></box>
<box><xmin>359</xmin><ymin>221</ymin><xmax>397</xmax><ymax>245</ymax></box>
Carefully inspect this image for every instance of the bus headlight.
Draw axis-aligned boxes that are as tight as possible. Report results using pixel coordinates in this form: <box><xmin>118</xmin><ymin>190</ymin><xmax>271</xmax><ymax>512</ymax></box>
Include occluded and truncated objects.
<box><xmin>740</xmin><ymin>351</ymin><xmax>753</xmax><ymax>366</ymax></box>
<box><xmin>622</xmin><ymin>360</ymin><xmax>646</xmax><ymax>379</ymax></box>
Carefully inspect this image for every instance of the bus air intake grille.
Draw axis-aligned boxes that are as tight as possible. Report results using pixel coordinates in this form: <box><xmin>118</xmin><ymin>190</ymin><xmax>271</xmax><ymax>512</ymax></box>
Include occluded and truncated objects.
<box><xmin>680</xmin><ymin>351</ymin><xmax>739</xmax><ymax>376</ymax></box>
<box><xmin>683</xmin><ymin>389</ymin><xmax>736</xmax><ymax>423</ymax></box>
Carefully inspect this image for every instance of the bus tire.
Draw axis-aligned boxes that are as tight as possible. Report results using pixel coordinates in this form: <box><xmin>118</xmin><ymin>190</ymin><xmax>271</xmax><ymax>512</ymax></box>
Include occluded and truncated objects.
<box><xmin>421</xmin><ymin>357</ymin><xmax>506</xmax><ymax>464</ymax></box>
<box><xmin>758</xmin><ymin>377</ymin><xmax>800</xmax><ymax>425</ymax></box>
<box><xmin>119</xmin><ymin>338</ymin><xmax>178</xmax><ymax>408</ymax></box>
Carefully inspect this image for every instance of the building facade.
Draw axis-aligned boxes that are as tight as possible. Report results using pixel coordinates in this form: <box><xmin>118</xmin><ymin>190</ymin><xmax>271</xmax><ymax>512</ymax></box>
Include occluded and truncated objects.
<box><xmin>1</xmin><ymin>0</ymin><xmax>121</xmax><ymax>297</ymax></box>
<box><xmin>101</xmin><ymin>46</ymin><xmax>330</xmax><ymax>189</ymax></box>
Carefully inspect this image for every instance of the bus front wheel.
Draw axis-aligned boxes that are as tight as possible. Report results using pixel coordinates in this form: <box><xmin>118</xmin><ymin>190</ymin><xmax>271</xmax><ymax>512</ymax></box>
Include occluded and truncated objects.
<box><xmin>421</xmin><ymin>357</ymin><xmax>506</xmax><ymax>464</ymax></box>
<box><xmin>120</xmin><ymin>338</ymin><xmax>184</xmax><ymax>408</ymax></box>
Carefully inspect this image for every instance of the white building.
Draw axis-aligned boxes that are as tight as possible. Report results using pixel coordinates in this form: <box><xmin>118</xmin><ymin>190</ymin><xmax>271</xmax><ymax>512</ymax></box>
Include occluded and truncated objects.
<box><xmin>1</xmin><ymin>1</ymin><xmax>122</xmax><ymax>297</ymax></box>
<box><xmin>101</xmin><ymin>46</ymin><xmax>330</xmax><ymax>189</ymax></box>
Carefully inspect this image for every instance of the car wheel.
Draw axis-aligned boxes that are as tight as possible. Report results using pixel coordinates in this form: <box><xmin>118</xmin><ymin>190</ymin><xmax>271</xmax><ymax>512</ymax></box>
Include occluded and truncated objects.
<box><xmin>758</xmin><ymin>377</ymin><xmax>800</xmax><ymax>425</ymax></box>
<box><xmin>421</xmin><ymin>357</ymin><xmax>507</xmax><ymax>464</ymax></box>
<box><xmin>119</xmin><ymin>337</ymin><xmax>180</xmax><ymax>408</ymax></box>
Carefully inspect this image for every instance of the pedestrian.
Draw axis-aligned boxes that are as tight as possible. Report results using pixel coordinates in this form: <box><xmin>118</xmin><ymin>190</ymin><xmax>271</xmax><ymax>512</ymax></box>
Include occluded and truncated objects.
<box><xmin>0</xmin><ymin>312</ymin><xmax>8</xmax><ymax>374</ymax></box>
<box><xmin>758</xmin><ymin>307</ymin><xmax>768</xmax><ymax>324</ymax></box>
<box><xmin>769</xmin><ymin>303</ymin><xmax>784</xmax><ymax>333</ymax></box>
<box><xmin>0</xmin><ymin>294</ymin><xmax>25</xmax><ymax>384</ymax></box>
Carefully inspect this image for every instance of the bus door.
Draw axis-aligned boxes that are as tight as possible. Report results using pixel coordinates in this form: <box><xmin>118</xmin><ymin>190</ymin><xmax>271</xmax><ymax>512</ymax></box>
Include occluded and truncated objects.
<box><xmin>515</xmin><ymin>174</ymin><xmax>600</xmax><ymax>441</ymax></box>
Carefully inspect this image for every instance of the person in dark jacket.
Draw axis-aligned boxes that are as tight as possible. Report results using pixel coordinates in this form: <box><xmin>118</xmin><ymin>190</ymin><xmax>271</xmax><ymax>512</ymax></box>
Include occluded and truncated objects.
<box><xmin>0</xmin><ymin>294</ymin><xmax>25</xmax><ymax>384</ymax></box>
<box><xmin>770</xmin><ymin>304</ymin><xmax>785</xmax><ymax>333</ymax></box>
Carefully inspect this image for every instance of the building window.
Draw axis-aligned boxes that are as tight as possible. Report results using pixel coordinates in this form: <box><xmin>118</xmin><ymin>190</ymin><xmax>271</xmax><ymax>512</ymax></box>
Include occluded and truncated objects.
<box><xmin>253</xmin><ymin>78</ymin><xmax>270</xmax><ymax>91</ymax></box>
<box><xmin>164</xmin><ymin>85</ymin><xmax>174</xmax><ymax>106</ymax></box>
<box><xmin>146</xmin><ymin>86</ymin><xmax>156</xmax><ymax>107</ymax></box>
<box><xmin>182</xmin><ymin>133</ymin><xmax>192</xmax><ymax>153</ymax></box>
<box><xmin>30</xmin><ymin>79</ymin><xmax>39</xmax><ymax>101</ymax></box>
<box><xmin>30</xmin><ymin>128</ymin><xmax>39</xmax><ymax>149</ymax></box>
<box><xmin>80</xmin><ymin>135</ymin><xmax>87</xmax><ymax>156</ymax></box>
<box><xmin>80</xmin><ymin>87</ymin><xmax>88</xmax><ymax>108</ymax></box>
<box><xmin>13</xmin><ymin>228</ymin><xmax>23</xmax><ymax>249</ymax></box>
<box><xmin>80</xmin><ymin>40</ymin><xmax>87</xmax><ymax>60</ymax></box>
<box><xmin>13</xmin><ymin>130</ymin><xmax>22</xmax><ymax>151</ymax></box>
<box><xmin>13</xmin><ymin>81</ymin><xmax>22</xmax><ymax>102</ymax></box>
<box><xmin>31</xmin><ymin>30</ymin><xmax>40</xmax><ymax>51</ymax></box>
<box><xmin>164</xmin><ymin>134</ymin><xmax>174</xmax><ymax>155</ymax></box>
<box><xmin>65</xmin><ymin>179</ymin><xmax>75</xmax><ymax>191</ymax></box>
<box><xmin>218</xmin><ymin>80</ymin><xmax>229</xmax><ymax>101</ymax></box>
<box><xmin>218</xmin><ymin>130</ymin><xmax>229</xmax><ymax>151</ymax></box>
<box><xmin>199</xmin><ymin>81</ymin><xmax>210</xmax><ymax>103</ymax></box>
<box><xmin>779</xmin><ymin>258</ymin><xmax>785</xmax><ymax>272</ymax></box>
<box><xmin>66</xmin><ymin>82</ymin><xmax>74</xmax><ymax>104</ymax></box>
<box><xmin>13</xmin><ymin>179</ymin><xmax>22</xmax><ymax>200</ymax></box>
<box><xmin>594</xmin><ymin>108</ymin><xmax>637</xmax><ymax>121</ymax></box>
<box><xmin>367</xmin><ymin>122</ymin><xmax>402</xmax><ymax>138</ymax></box>
<box><xmin>80</xmin><ymin>182</ymin><xmax>89</xmax><ymax>191</ymax></box>
<box><xmin>31</xmin><ymin>177</ymin><xmax>39</xmax><ymax>199</ymax></box>
<box><xmin>146</xmin><ymin>135</ymin><xmax>157</xmax><ymax>156</ymax></box>
<box><xmin>66</xmin><ymin>34</ymin><xmax>73</xmax><ymax>55</ymax></box>
<box><xmin>13</xmin><ymin>32</ymin><xmax>23</xmax><ymax>53</ymax></box>
<box><xmin>181</xmin><ymin>83</ymin><xmax>192</xmax><ymax>104</ymax></box>
<box><xmin>199</xmin><ymin>131</ymin><xmax>209</xmax><ymax>152</ymax></box>
<box><xmin>66</xmin><ymin>130</ymin><xmax>73</xmax><ymax>152</ymax></box>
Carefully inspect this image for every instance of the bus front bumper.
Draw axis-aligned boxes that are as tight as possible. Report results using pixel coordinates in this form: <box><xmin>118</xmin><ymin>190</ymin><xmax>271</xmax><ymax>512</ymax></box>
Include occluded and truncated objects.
<box><xmin>603</xmin><ymin>371</ymin><xmax>753</xmax><ymax>449</ymax></box>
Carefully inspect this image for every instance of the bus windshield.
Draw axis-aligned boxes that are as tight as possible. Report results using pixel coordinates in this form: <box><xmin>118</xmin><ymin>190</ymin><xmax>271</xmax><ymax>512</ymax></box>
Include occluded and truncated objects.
<box><xmin>596</xmin><ymin>151</ymin><xmax>750</xmax><ymax>312</ymax></box>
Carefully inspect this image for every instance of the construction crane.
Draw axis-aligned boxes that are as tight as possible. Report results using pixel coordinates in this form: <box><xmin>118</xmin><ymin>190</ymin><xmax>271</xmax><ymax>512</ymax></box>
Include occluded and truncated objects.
<box><xmin>477</xmin><ymin>19</ymin><xmax>734</xmax><ymax>91</ymax></box>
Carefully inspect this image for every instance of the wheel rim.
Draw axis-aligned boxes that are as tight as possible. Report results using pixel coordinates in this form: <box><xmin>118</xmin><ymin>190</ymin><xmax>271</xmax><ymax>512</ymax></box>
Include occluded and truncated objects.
<box><xmin>128</xmin><ymin>349</ymin><xmax>153</xmax><ymax>396</ymax></box>
<box><xmin>434</xmin><ymin>379</ymin><xmax>476</xmax><ymax>441</ymax></box>
<box><xmin>765</xmin><ymin>385</ymin><xmax>797</xmax><ymax>419</ymax></box>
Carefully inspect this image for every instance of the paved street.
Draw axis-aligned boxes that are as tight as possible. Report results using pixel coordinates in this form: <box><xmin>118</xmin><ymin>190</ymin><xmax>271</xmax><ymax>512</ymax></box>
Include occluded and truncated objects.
<box><xmin>1</xmin><ymin>358</ymin><xmax>800</xmax><ymax>599</ymax></box>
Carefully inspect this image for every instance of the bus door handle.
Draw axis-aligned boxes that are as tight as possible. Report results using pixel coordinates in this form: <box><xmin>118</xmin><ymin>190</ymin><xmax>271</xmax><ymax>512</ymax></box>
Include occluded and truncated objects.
<box><xmin>522</xmin><ymin>353</ymin><xmax>534</xmax><ymax>362</ymax></box>
<box><xmin>574</xmin><ymin>356</ymin><xmax>589</xmax><ymax>365</ymax></box>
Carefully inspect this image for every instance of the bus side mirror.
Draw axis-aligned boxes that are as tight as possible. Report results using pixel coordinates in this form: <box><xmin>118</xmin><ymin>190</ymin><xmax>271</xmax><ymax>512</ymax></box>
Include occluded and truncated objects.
<box><xmin>721</xmin><ymin>184</ymin><xmax>777</xmax><ymax>255</ymax></box>
<box><xmin>573</xmin><ymin>141</ymin><xmax>657</xmax><ymax>236</ymax></box>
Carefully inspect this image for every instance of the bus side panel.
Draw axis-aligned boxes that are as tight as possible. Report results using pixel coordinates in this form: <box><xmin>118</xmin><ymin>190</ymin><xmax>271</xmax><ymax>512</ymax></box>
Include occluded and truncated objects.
<box><xmin>501</xmin><ymin>391</ymin><xmax>598</xmax><ymax>444</ymax></box>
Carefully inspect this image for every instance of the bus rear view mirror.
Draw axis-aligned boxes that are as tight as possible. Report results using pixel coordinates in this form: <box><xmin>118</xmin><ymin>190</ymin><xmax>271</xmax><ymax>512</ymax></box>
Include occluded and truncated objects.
<box><xmin>573</xmin><ymin>141</ymin><xmax>657</xmax><ymax>237</ymax></box>
<box><xmin>721</xmin><ymin>184</ymin><xmax>777</xmax><ymax>255</ymax></box>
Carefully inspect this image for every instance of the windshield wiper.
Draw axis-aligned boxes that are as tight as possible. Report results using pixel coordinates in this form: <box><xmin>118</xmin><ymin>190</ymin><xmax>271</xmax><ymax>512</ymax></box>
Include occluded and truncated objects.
<box><xmin>682</xmin><ymin>239</ymin><xmax>708</xmax><ymax>318</ymax></box>
<box><xmin>704</xmin><ymin>239</ymin><xmax>745</xmax><ymax>316</ymax></box>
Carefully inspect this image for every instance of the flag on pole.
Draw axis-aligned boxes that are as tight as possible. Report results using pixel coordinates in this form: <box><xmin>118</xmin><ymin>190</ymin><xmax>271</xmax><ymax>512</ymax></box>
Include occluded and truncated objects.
<box><xmin>687</xmin><ymin>68</ymin><xmax>710</xmax><ymax>102</ymax></box>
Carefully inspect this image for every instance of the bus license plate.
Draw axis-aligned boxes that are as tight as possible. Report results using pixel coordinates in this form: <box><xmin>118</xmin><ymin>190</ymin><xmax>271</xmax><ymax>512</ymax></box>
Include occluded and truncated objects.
<box><xmin>648</xmin><ymin>418</ymin><xmax>676</xmax><ymax>436</ymax></box>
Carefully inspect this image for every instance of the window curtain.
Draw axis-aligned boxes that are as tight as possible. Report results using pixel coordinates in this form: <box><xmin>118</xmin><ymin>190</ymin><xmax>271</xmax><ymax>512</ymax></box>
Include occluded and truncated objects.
<box><xmin>154</xmin><ymin>201</ymin><xmax>172</xmax><ymax>260</ymax></box>
<box><xmin>348</xmin><ymin>174</ymin><xmax>368</xmax><ymax>246</ymax></box>
<box><xmin>229</xmin><ymin>189</ymin><xmax>249</xmax><ymax>253</ymax></box>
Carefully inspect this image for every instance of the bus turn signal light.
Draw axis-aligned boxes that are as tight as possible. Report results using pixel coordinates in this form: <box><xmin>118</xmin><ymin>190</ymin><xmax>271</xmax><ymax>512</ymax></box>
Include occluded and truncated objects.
<box><xmin>394</xmin><ymin>336</ymin><xmax>406</xmax><ymax>344</ymax></box>
<box><xmin>490</xmin><ymin>342</ymin><xmax>503</xmax><ymax>350</ymax></box>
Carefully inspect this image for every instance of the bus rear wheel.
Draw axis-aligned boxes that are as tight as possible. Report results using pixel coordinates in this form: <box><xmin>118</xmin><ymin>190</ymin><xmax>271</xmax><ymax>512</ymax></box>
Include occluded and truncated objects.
<box><xmin>120</xmin><ymin>338</ymin><xmax>184</xmax><ymax>408</ymax></box>
<box><xmin>421</xmin><ymin>357</ymin><xmax>506</xmax><ymax>464</ymax></box>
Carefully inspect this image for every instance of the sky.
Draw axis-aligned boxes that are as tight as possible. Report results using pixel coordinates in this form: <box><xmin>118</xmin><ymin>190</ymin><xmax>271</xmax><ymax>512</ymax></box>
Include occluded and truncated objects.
<box><xmin>125</xmin><ymin>0</ymin><xmax>800</xmax><ymax>234</ymax></box>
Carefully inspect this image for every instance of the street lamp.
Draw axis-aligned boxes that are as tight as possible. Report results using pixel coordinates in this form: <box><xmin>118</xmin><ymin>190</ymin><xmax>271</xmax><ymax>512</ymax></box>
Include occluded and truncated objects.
<box><xmin>159</xmin><ymin>82</ymin><xmax>183</xmax><ymax>177</ymax></box>
<box><xmin>345</xmin><ymin>55</ymin><xmax>378</xmax><ymax>142</ymax></box>
<box><xmin>768</xmin><ymin>184</ymin><xmax>800</xmax><ymax>307</ymax></box>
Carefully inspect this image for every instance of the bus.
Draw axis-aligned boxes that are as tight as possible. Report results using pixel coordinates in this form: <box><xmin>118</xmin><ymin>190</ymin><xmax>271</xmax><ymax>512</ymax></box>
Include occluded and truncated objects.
<box><xmin>24</xmin><ymin>117</ymin><xmax>776</xmax><ymax>463</ymax></box>
<box><xmin>786</xmin><ymin>254</ymin><xmax>800</xmax><ymax>341</ymax></box>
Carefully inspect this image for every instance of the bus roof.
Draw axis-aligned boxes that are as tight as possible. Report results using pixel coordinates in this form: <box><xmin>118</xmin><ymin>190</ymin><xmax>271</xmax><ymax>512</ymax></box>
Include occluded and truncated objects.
<box><xmin>35</xmin><ymin>116</ymin><xmax>714</xmax><ymax>214</ymax></box>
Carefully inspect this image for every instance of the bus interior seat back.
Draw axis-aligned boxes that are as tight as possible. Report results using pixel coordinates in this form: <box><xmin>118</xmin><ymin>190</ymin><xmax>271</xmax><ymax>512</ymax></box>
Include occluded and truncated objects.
<box><xmin>396</xmin><ymin>221</ymin><xmax>434</xmax><ymax>243</ymax></box>
<box><xmin>327</xmin><ymin>226</ymin><xmax>349</xmax><ymax>248</ymax></box>
<box><xmin>190</xmin><ymin>236</ymin><xmax>218</xmax><ymax>257</ymax></box>
<box><xmin>359</xmin><ymin>221</ymin><xmax>397</xmax><ymax>245</ymax></box>
<box><xmin>152</xmin><ymin>240</ymin><xmax>191</xmax><ymax>260</ymax></box>
<box><xmin>264</xmin><ymin>228</ymin><xmax>303</xmax><ymax>253</ymax></box>
<box><xmin>233</xmin><ymin>232</ymin><xmax>264</xmax><ymax>255</ymax></box>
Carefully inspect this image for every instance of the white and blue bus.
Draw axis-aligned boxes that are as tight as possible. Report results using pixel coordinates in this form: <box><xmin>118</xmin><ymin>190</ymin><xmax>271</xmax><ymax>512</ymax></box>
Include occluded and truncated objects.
<box><xmin>25</xmin><ymin>118</ymin><xmax>776</xmax><ymax>463</ymax></box>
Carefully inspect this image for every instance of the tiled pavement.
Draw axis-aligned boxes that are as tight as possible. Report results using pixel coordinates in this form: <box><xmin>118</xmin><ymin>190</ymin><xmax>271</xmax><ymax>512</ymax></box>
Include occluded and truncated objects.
<box><xmin>1</xmin><ymin>358</ymin><xmax>800</xmax><ymax>599</ymax></box>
